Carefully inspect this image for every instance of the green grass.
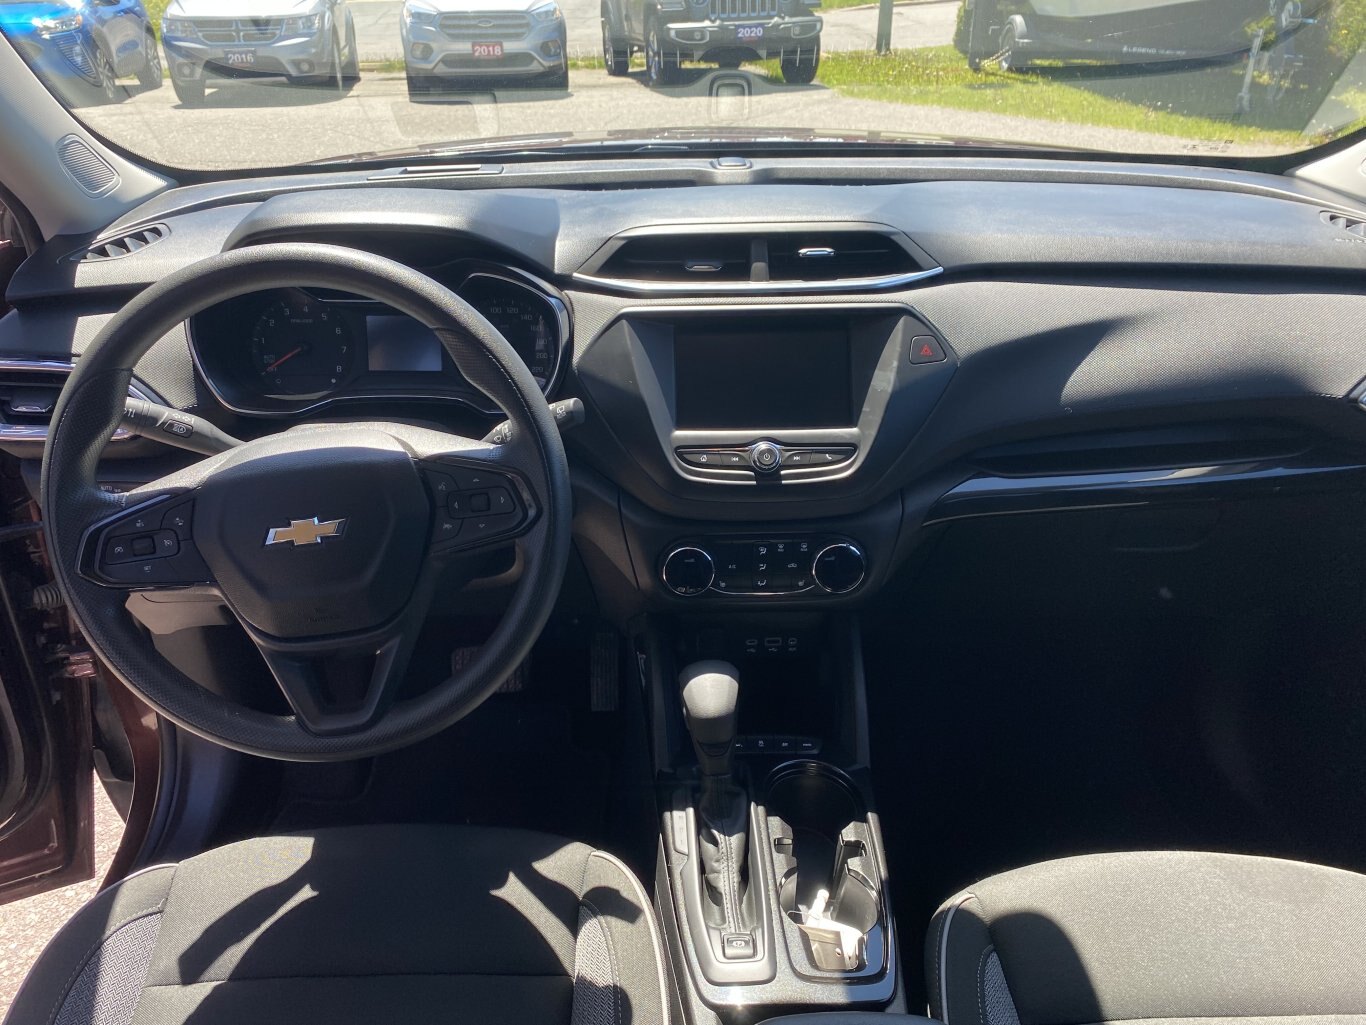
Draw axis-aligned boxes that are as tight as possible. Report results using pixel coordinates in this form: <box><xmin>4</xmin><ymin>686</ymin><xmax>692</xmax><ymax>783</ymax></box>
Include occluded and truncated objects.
<box><xmin>753</xmin><ymin>46</ymin><xmax>1366</xmax><ymax>147</ymax></box>
<box><xmin>814</xmin><ymin>0</ymin><xmax>884</xmax><ymax>11</ymax></box>
<box><xmin>143</xmin><ymin>0</ymin><xmax>169</xmax><ymax>38</ymax></box>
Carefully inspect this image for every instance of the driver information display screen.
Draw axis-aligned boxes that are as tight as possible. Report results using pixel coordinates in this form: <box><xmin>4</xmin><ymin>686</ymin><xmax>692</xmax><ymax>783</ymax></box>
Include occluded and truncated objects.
<box><xmin>673</xmin><ymin>323</ymin><xmax>854</xmax><ymax>430</ymax></box>
<box><xmin>366</xmin><ymin>316</ymin><xmax>445</xmax><ymax>372</ymax></box>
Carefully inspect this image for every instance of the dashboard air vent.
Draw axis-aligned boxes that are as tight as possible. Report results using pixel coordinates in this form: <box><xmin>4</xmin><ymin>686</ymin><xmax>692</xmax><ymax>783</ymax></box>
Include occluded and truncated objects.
<box><xmin>765</xmin><ymin>232</ymin><xmax>918</xmax><ymax>282</ymax></box>
<box><xmin>1321</xmin><ymin>210</ymin><xmax>1366</xmax><ymax>236</ymax></box>
<box><xmin>72</xmin><ymin>223</ymin><xmax>169</xmax><ymax>263</ymax></box>
<box><xmin>593</xmin><ymin>234</ymin><xmax>753</xmax><ymax>282</ymax></box>
<box><xmin>0</xmin><ymin>361</ymin><xmax>151</xmax><ymax>447</ymax></box>
<box><xmin>576</xmin><ymin>224</ymin><xmax>938</xmax><ymax>294</ymax></box>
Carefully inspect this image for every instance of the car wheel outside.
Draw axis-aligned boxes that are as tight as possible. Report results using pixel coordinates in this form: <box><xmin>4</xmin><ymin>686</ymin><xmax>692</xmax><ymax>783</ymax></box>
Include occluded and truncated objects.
<box><xmin>543</xmin><ymin>56</ymin><xmax>569</xmax><ymax>89</ymax></box>
<box><xmin>998</xmin><ymin>23</ymin><xmax>1023</xmax><ymax>71</ymax></box>
<box><xmin>92</xmin><ymin>48</ymin><xmax>121</xmax><ymax>104</ymax></box>
<box><xmin>407</xmin><ymin>70</ymin><xmax>434</xmax><ymax>98</ymax></box>
<box><xmin>716</xmin><ymin>52</ymin><xmax>742</xmax><ymax>68</ymax></box>
<box><xmin>136</xmin><ymin>30</ymin><xmax>163</xmax><ymax>88</ymax></box>
<box><xmin>645</xmin><ymin>13</ymin><xmax>681</xmax><ymax>87</ymax></box>
<box><xmin>171</xmin><ymin>73</ymin><xmax>205</xmax><ymax>105</ymax></box>
<box><xmin>343</xmin><ymin>17</ymin><xmax>361</xmax><ymax>83</ymax></box>
<box><xmin>328</xmin><ymin>28</ymin><xmax>346</xmax><ymax>93</ymax></box>
<box><xmin>602</xmin><ymin>14</ymin><xmax>630</xmax><ymax>76</ymax></box>
<box><xmin>779</xmin><ymin>40</ymin><xmax>818</xmax><ymax>83</ymax></box>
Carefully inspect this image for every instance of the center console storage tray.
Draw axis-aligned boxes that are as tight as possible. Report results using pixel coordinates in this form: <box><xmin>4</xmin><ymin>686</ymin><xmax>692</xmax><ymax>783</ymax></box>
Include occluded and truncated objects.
<box><xmin>763</xmin><ymin>760</ymin><xmax>890</xmax><ymax>981</ymax></box>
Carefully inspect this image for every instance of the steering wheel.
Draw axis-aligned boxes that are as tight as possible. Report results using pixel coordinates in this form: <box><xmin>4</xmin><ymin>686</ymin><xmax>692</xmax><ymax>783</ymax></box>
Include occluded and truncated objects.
<box><xmin>40</xmin><ymin>244</ymin><xmax>572</xmax><ymax>761</ymax></box>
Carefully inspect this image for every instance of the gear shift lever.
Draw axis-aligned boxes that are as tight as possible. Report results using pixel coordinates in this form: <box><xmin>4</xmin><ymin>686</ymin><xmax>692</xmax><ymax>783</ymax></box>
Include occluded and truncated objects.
<box><xmin>679</xmin><ymin>660</ymin><xmax>755</xmax><ymax>960</ymax></box>
<box><xmin>680</xmin><ymin>660</ymin><xmax>740</xmax><ymax>782</ymax></box>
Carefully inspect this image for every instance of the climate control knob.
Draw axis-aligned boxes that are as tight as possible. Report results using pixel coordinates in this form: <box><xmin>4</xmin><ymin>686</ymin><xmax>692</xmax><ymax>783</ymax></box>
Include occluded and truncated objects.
<box><xmin>812</xmin><ymin>543</ymin><xmax>866</xmax><ymax>594</ymax></box>
<box><xmin>662</xmin><ymin>546</ymin><xmax>715</xmax><ymax>596</ymax></box>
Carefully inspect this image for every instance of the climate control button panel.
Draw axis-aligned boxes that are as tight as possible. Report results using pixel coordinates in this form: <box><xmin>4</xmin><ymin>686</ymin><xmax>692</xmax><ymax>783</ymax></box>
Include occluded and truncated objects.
<box><xmin>661</xmin><ymin>536</ymin><xmax>866</xmax><ymax>597</ymax></box>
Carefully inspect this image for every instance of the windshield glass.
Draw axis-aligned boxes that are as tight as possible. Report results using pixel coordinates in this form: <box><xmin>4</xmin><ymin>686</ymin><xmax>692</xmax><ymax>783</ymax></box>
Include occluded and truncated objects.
<box><xmin>1</xmin><ymin>0</ymin><xmax>1363</xmax><ymax>169</ymax></box>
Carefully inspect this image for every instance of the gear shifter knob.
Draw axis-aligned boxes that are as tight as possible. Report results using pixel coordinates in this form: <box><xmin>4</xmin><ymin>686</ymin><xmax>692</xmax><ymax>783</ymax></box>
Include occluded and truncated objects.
<box><xmin>680</xmin><ymin>660</ymin><xmax>740</xmax><ymax>779</ymax></box>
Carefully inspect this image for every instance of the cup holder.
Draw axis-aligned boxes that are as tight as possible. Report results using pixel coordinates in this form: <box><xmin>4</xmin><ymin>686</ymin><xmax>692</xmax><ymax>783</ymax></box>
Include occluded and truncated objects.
<box><xmin>765</xmin><ymin>761</ymin><xmax>883</xmax><ymax>974</ymax></box>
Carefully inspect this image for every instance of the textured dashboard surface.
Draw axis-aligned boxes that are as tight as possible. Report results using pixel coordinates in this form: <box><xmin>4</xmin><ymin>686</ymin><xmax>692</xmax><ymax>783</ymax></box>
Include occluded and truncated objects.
<box><xmin>4</xmin><ymin>172</ymin><xmax>1366</xmax><ymax>521</ymax></box>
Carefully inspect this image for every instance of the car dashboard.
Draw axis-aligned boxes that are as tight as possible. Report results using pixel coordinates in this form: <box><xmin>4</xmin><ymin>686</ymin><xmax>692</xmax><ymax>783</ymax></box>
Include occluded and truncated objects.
<box><xmin>5</xmin><ymin>160</ymin><xmax>1366</xmax><ymax>623</ymax></box>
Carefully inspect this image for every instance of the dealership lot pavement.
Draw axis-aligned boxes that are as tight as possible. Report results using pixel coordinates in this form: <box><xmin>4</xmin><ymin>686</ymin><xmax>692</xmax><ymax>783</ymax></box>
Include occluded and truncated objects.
<box><xmin>82</xmin><ymin>66</ymin><xmax>1264</xmax><ymax>170</ymax></box>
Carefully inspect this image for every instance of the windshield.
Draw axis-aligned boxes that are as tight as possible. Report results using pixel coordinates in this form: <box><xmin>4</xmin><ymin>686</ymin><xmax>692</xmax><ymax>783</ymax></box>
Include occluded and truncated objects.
<box><xmin>1</xmin><ymin>0</ymin><xmax>1363</xmax><ymax>170</ymax></box>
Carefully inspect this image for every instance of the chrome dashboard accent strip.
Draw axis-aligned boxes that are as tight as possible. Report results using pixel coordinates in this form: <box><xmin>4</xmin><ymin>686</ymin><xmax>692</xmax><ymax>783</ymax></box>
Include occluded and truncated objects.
<box><xmin>571</xmin><ymin>265</ymin><xmax>943</xmax><ymax>296</ymax></box>
<box><xmin>926</xmin><ymin>459</ymin><xmax>1366</xmax><ymax>525</ymax></box>
<box><xmin>0</xmin><ymin>358</ymin><xmax>156</xmax><ymax>444</ymax></box>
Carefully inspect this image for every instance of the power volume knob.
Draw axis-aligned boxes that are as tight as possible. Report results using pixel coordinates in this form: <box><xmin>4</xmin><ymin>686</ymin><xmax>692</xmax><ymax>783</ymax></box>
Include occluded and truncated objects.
<box><xmin>749</xmin><ymin>442</ymin><xmax>781</xmax><ymax>472</ymax></box>
<box><xmin>812</xmin><ymin>543</ymin><xmax>867</xmax><ymax>594</ymax></box>
<box><xmin>662</xmin><ymin>546</ymin><xmax>715</xmax><ymax>596</ymax></box>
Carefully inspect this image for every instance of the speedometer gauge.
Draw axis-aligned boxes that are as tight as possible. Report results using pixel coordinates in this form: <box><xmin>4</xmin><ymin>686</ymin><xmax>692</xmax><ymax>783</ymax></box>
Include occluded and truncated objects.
<box><xmin>457</xmin><ymin>274</ymin><xmax>564</xmax><ymax>390</ymax></box>
<box><xmin>250</xmin><ymin>293</ymin><xmax>357</xmax><ymax>397</ymax></box>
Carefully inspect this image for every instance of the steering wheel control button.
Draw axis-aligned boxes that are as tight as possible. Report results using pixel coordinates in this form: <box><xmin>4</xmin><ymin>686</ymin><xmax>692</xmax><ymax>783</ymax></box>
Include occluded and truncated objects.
<box><xmin>424</xmin><ymin>470</ymin><xmax>458</xmax><ymax>499</ymax></box>
<box><xmin>448</xmin><ymin>468</ymin><xmax>497</xmax><ymax>492</ymax></box>
<box><xmin>662</xmin><ymin>546</ymin><xmax>715</xmax><ymax>596</ymax></box>
<box><xmin>161</xmin><ymin>501</ymin><xmax>194</xmax><ymax>539</ymax></box>
<box><xmin>420</xmin><ymin>461</ymin><xmax>530</xmax><ymax>555</ymax></box>
<box><xmin>467</xmin><ymin>511</ymin><xmax>520</xmax><ymax>539</ymax></box>
<box><xmin>909</xmin><ymin>335</ymin><xmax>947</xmax><ymax>364</ymax></box>
<box><xmin>813</xmin><ymin>543</ymin><xmax>868</xmax><ymax>594</ymax></box>
<box><xmin>92</xmin><ymin>499</ymin><xmax>214</xmax><ymax>589</ymax></box>
<box><xmin>749</xmin><ymin>442</ymin><xmax>781</xmax><ymax>472</ymax></box>
<box><xmin>431</xmin><ymin>513</ymin><xmax>463</xmax><ymax>543</ymax></box>
<box><xmin>105</xmin><ymin>528</ymin><xmax>179</xmax><ymax>565</ymax></box>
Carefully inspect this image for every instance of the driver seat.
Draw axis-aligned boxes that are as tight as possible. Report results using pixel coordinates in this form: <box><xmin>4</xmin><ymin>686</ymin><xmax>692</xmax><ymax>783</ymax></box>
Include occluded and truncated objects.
<box><xmin>5</xmin><ymin>824</ymin><xmax>672</xmax><ymax>1025</ymax></box>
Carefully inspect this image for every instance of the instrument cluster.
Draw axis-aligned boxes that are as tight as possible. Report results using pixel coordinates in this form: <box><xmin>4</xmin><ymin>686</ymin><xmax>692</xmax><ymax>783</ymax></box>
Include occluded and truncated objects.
<box><xmin>189</xmin><ymin>263</ymin><xmax>568</xmax><ymax>416</ymax></box>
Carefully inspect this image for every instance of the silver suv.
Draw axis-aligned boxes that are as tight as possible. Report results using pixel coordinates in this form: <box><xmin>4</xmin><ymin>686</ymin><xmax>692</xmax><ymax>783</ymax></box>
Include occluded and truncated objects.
<box><xmin>160</xmin><ymin>0</ymin><xmax>359</xmax><ymax>106</ymax></box>
<box><xmin>401</xmin><ymin>0</ymin><xmax>569</xmax><ymax>95</ymax></box>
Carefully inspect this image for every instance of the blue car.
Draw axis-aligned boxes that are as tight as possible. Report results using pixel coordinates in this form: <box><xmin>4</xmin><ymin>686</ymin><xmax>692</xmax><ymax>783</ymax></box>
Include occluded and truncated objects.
<box><xmin>0</xmin><ymin>0</ymin><xmax>162</xmax><ymax>106</ymax></box>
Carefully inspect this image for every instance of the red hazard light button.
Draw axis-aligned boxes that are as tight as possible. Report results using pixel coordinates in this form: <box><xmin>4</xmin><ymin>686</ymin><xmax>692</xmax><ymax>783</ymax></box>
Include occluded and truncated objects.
<box><xmin>909</xmin><ymin>334</ymin><xmax>947</xmax><ymax>364</ymax></box>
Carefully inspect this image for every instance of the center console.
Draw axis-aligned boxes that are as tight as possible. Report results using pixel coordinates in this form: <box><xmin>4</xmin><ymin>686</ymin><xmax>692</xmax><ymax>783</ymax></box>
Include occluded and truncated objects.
<box><xmin>643</xmin><ymin>615</ymin><xmax>904</xmax><ymax>1023</ymax></box>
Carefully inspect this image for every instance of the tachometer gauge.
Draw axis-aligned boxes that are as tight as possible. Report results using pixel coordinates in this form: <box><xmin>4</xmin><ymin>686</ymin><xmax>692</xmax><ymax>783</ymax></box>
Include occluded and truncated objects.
<box><xmin>457</xmin><ymin>274</ymin><xmax>563</xmax><ymax>390</ymax></box>
<box><xmin>250</xmin><ymin>293</ymin><xmax>357</xmax><ymax>397</ymax></box>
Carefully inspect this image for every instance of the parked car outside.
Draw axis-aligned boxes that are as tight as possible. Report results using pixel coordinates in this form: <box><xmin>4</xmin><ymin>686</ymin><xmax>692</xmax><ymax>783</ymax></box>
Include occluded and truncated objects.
<box><xmin>0</xmin><ymin>0</ymin><xmax>161</xmax><ymax>106</ymax></box>
<box><xmin>954</xmin><ymin>0</ymin><xmax>1328</xmax><ymax>71</ymax></box>
<box><xmin>600</xmin><ymin>0</ymin><xmax>822</xmax><ymax>88</ymax></box>
<box><xmin>160</xmin><ymin>0</ymin><xmax>359</xmax><ymax>106</ymax></box>
<box><xmin>401</xmin><ymin>0</ymin><xmax>569</xmax><ymax>95</ymax></box>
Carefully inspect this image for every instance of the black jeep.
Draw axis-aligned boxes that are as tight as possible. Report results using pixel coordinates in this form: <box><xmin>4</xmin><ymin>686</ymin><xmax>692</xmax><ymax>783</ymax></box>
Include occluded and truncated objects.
<box><xmin>601</xmin><ymin>0</ymin><xmax>822</xmax><ymax>86</ymax></box>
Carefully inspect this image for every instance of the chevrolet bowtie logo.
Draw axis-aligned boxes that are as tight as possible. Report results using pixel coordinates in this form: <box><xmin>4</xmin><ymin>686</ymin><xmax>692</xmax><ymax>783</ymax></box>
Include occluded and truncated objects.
<box><xmin>264</xmin><ymin>516</ymin><xmax>347</xmax><ymax>547</ymax></box>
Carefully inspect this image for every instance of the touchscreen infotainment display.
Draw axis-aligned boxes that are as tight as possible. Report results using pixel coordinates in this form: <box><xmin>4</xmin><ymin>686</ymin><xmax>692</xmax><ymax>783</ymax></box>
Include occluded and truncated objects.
<box><xmin>366</xmin><ymin>316</ymin><xmax>445</xmax><ymax>372</ymax></box>
<box><xmin>673</xmin><ymin>322</ymin><xmax>854</xmax><ymax>429</ymax></box>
